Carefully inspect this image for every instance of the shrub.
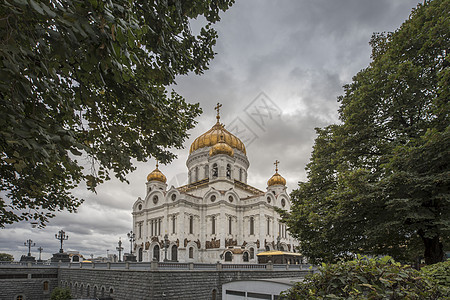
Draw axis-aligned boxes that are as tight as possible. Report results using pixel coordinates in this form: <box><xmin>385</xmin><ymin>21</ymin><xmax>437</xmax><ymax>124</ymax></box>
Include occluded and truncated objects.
<box><xmin>421</xmin><ymin>260</ymin><xmax>450</xmax><ymax>294</ymax></box>
<box><xmin>281</xmin><ymin>256</ymin><xmax>445</xmax><ymax>299</ymax></box>
<box><xmin>50</xmin><ymin>287</ymin><xmax>71</xmax><ymax>300</ymax></box>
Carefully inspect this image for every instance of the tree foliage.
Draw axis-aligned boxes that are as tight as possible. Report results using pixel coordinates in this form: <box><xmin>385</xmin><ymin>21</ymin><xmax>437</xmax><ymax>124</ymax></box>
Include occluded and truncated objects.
<box><xmin>0</xmin><ymin>252</ymin><xmax>14</xmax><ymax>261</ymax></box>
<box><xmin>281</xmin><ymin>0</ymin><xmax>449</xmax><ymax>265</ymax></box>
<box><xmin>281</xmin><ymin>256</ymin><xmax>447</xmax><ymax>300</ymax></box>
<box><xmin>0</xmin><ymin>0</ymin><xmax>234</xmax><ymax>226</ymax></box>
<box><xmin>50</xmin><ymin>287</ymin><xmax>71</xmax><ymax>300</ymax></box>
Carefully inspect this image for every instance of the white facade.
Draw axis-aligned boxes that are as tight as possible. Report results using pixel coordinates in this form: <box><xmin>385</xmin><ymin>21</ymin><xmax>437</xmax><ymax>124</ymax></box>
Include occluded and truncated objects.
<box><xmin>132</xmin><ymin>116</ymin><xmax>298</xmax><ymax>263</ymax></box>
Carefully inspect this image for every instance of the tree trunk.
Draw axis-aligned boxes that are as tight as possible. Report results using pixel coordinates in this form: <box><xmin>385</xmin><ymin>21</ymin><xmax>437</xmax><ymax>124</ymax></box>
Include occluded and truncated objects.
<box><xmin>419</xmin><ymin>230</ymin><xmax>444</xmax><ymax>265</ymax></box>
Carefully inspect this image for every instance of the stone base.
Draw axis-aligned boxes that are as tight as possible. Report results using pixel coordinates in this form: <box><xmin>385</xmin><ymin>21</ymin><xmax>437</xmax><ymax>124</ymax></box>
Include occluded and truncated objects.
<box><xmin>124</xmin><ymin>254</ymin><xmax>137</xmax><ymax>262</ymax></box>
<box><xmin>51</xmin><ymin>252</ymin><xmax>70</xmax><ymax>263</ymax></box>
<box><xmin>20</xmin><ymin>255</ymin><xmax>36</xmax><ymax>262</ymax></box>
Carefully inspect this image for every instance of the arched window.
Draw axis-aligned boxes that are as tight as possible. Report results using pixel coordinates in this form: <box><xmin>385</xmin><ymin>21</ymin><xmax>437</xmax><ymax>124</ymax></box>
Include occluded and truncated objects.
<box><xmin>43</xmin><ymin>281</ymin><xmax>49</xmax><ymax>291</ymax></box>
<box><xmin>189</xmin><ymin>247</ymin><xmax>194</xmax><ymax>259</ymax></box>
<box><xmin>205</xmin><ymin>165</ymin><xmax>209</xmax><ymax>178</ymax></box>
<box><xmin>224</xmin><ymin>251</ymin><xmax>232</xmax><ymax>262</ymax></box>
<box><xmin>267</xmin><ymin>218</ymin><xmax>270</xmax><ymax>235</ymax></box>
<box><xmin>153</xmin><ymin>244</ymin><xmax>160</xmax><ymax>261</ymax></box>
<box><xmin>87</xmin><ymin>285</ymin><xmax>90</xmax><ymax>297</ymax></box>
<box><xmin>189</xmin><ymin>216</ymin><xmax>194</xmax><ymax>234</ymax></box>
<box><xmin>250</xmin><ymin>217</ymin><xmax>254</xmax><ymax>235</ymax></box>
<box><xmin>239</xmin><ymin>168</ymin><xmax>243</xmax><ymax>181</ymax></box>
<box><xmin>138</xmin><ymin>248</ymin><xmax>143</xmax><ymax>262</ymax></box>
<box><xmin>250</xmin><ymin>248</ymin><xmax>255</xmax><ymax>259</ymax></box>
<box><xmin>226</xmin><ymin>164</ymin><xmax>231</xmax><ymax>179</ymax></box>
<box><xmin>195</xmin><ymin>166</ymin><xmax>199</xmax><ymax>182</ymax></box>
<box><xmin>93</xmin><ymin>286</ymin><xmax>97</xmax><ymax>298</ymax></box>
<box><xmin>80</xmin><ymin>285</ymin><xmax>84</xmax><ymax>297</ymax></box>
<box><xmin>212</xmin><ymin>164</ymin><xmax>218</xmax><ymax>178</ymax></box>
<box><xmin>172</xmin><ymin>215</ymin><xmax>176</xmax><ymax>234</ymax></box>
<box><xmin>228</xmin><ymin>217</ymin><xmax>232</xmax><ymax>234</ymax></box>
<box><xmin>101</xmin><ymin>287</ymin><xmax>105</xmax><ymax>297</ymax></box>
<box><xmin>243</xmin><ymin>252</ymin><xmax>249</xmax><ymax>262</ymax></box>
<box><xmin>72</xmin><ymin>255</ymin><xmax>79</xmax><ymax>262</ymax></box>
<box><xmin>212</xmin><ymin>289</ymin><xmax>217</xmax><ymax>300</ymax></box>
<box><xmin>265</xmin><ymin>245</ymin><xmax>270</xmax><ymax>251</ymax></box>
<box><xmin>15</xmin><ymin>296</ymin><xmax>23</xmax><ymax>300</ymax></box>
<box><xmin>171</xmin><ymin>245</ymin><xmax>178</xmax><ymax>261</ymax></box>
<box><xmin>211</xmin><ymin>216</ymin><xmax>216</xmax><ymax>235</ymax></box>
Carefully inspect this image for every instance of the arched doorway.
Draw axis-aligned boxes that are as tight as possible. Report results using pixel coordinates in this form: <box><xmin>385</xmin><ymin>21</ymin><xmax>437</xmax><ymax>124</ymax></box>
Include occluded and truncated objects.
<box><xmin>243</xmin><ymin>252</ymin><xmax>249</xmax><ymax>262</ymax></box>
<box><xmin>171</xmin><ymin>245</ymin><xmax>178</xmax><ymax>261</ymax></box>
<box><xmin>153</xmin><ymin>245</ymin><xmax>160</xmax><ymax>261</ymax></box>
<box><xmin>138</xmin><ymin>248</ymin><xmax>143</xmax><ymax>262</ymax></box>
<box><xmin>224</xmin><ymin>251</ymin><xmax>232</xmax><ymax>262</ymax></box>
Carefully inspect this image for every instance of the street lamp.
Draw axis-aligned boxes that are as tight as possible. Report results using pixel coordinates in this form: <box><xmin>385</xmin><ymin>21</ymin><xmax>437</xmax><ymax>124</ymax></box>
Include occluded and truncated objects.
<box><xmin>116</xmin><ymin>238</ymin><xmax>124</xmax><ymax>262</ymax></box>
<box><xmin>163</xmin><ymin>234</ymin><xmax>169</xmax><ymax>262</ymax></box>
<box><xmin>24</xmin><ymin>239</ymin><xmax>35</xmax><ymax>256</ymax></box>
<box><xmin>127</xmin><ymin>231</ymin><xmax>135</xmax><ymax>255</ymax></box>
<box><xmin>55</xmin><ymin>230</ymin><xmax>68</xmax><ymax>253</ymax></box>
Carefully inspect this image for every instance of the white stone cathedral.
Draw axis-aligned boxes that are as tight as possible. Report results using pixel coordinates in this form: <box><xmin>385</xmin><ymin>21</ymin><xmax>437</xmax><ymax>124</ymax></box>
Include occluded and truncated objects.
<box><xmin>132</xmin><ymin>105</ymin><xmax>298</xmax><ymax>263</ymax></box>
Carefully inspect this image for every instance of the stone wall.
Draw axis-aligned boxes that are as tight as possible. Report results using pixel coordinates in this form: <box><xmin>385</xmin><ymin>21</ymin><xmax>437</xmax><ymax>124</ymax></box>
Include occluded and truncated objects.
<box><xmin>59</xmin><ymin>268</ymin><xmax>309</xmax><ymax>300</ymax></box>
<box><xmin>0</xmin><ymin>266</ymin><xmax>58</xmax><ymax>300</ymax></box>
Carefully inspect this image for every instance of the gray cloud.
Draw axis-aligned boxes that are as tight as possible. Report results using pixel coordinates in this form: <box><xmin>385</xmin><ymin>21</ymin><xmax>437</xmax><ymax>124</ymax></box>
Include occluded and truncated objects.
<box><xmin>0</xmin><ymin>0</ymin><xmax>422</xmax><ymax>260</ymax></box>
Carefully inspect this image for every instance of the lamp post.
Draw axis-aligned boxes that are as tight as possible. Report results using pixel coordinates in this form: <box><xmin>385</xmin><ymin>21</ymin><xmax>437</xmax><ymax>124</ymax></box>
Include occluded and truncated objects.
<box><xmin>127</xmin><ymin>231</ymin><xmax>135</xmax><ymax>255</ymax></box>
<box><xmin>37</xmin><ymin>247</ymin><xmax>43</xmax><ymax>261</ymax></box>
<box><xmin>116</xmin><ymin>238</ymin><xmax>124</xmax><ymax>262</ymax></box>
<box><xmin>163</xmin><ymin>234</ymin><xmax>169</xmax><ymax>262</ymax></box>
<box><xmin>24</xmin><ymin>239</ymin><xmax>35</xmax><ymax>256</ymax></box>
<box><xmin>55</xmin><ymin>230</ymin><xmax>68</xmax><ymax>253</ymax></box>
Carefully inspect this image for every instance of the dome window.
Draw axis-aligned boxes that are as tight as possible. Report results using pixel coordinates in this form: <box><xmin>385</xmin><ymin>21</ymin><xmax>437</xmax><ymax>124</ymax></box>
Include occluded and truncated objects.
<box><xmin>138</xmin><ymin>204</ymin><xmax>142</xmax><ymax>210</ymax></box>
<box><xmin>228</xmin><ymin>196</ymin><xmax>233</xmax><ymax>202</ymax></box>
<box><xmin>281</xmin><ymin>199</ymin><xmax>286</xmax><ymax>207</ymax></box>
<box><xmin>171</xmin><ymin>194</ymin><xmax>176</xmax><ymax>201</ymax></box>
<box><xmin>210</xmin><ymin>195</ymin><xmax>216</xmax><ymax>202</ymax></box>
<box><xmin>153</xmin><ymin>195</ymin><xmax>158</xmax><ymax>204</ymax></box>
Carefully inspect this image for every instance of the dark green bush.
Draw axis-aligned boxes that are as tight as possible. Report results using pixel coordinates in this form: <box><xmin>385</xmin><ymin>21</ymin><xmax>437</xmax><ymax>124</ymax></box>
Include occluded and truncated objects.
<box><xmin>50</xmin><ymin>287</ymin><xmax>71</xmax><ymax>300</ymax></box>
<box><xmin>281</xmin><ymin>256</ymin><xmax>446</xmax><ymax>299</ymax></box>
<box><xmin>421</xmin><ymin>260</ymin><xmax>450</xmax><ymax>294</ymax></box>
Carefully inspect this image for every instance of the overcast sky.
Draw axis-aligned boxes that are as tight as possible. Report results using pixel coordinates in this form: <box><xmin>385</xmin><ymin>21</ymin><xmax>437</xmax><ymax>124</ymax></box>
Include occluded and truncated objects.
<box><xmin>1</xmin><ymin>0</ymin><xmax>422</xmax><ymax>261</ymax></box>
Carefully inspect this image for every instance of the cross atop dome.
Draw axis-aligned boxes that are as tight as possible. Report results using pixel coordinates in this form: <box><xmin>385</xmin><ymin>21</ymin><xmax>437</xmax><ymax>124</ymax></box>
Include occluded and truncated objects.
<box><xmin>274</xmin><ymin>160</ymin><xmax>280</xmax><ymax>172</ymax></box>
<box><xmin>215</xmin><ymin>102</ymin><xmax>222</xmax><ymax>122</ymax></box>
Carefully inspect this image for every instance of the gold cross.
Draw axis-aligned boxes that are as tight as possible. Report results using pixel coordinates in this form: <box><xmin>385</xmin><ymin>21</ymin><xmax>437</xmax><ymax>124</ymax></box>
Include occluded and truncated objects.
<box><xmin>215</xmin><ymin>102</ymin><xmax>222</xmax><ymax>121</ymax></box>
<box><xmin>274</xmin><ymin>160</ymin><xmax>280</xmax><ymax>172</ymax></box>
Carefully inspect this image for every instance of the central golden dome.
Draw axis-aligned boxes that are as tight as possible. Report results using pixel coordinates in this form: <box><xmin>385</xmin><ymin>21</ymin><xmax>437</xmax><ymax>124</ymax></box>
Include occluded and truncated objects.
<box><xmin>209</xmin><ymin>134</ymin><xmax>234</xmax><ymax>157</ymax></box>
<box><xmin>189</xmin><ymin>105</ymin><xmax>246</xmax><ymax>154</ymax></box>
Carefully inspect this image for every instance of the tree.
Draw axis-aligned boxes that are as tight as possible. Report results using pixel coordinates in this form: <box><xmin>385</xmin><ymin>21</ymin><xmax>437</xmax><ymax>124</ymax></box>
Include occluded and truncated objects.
<box><xmin>0</xmin><ymin>252</ymin><xmax>14</xmax><ymax>261</ymax></box>
<box><xmin>0</xmin><ymin>0</ymin><xmax>234</xmax><ymax>226</ymax></box>
<box><xmin>281</xmin><ymin>256</ymin><xmax>446</xmax><ymax>299</ymax></box>
<box><xmin>281</xmin><ymin>0</ymin><xmax>449</xmax><ymax>265</ymax></box>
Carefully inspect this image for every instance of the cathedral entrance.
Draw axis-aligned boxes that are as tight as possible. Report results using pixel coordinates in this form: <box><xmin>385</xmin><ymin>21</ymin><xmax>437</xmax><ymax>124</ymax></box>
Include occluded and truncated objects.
<box><xmin>153</xmin><ymin>245</ymin><xmax>160</xmax><ymax>261</ymax></box>
<box><xmin>171</xmin><ymin>245</ymin><xmax>178</xmax><ymax>261</ymax></box>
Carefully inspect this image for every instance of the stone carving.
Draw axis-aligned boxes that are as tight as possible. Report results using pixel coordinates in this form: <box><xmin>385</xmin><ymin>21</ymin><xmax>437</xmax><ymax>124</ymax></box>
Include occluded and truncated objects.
<box><xmin>151</xmin><ymin>236</ymin><xmax>159</xmax><ymax>243</ymax></box>
<box><xmin>145</xmin><ymin>241</ymin><xmax>150</xmax><ymax>250</ymax></box>
<box><xmin>176</xmin><ymin>239</ymin><xmax>180</xmax><ymax>247</ymax></box>
<box><xmin>184</xmin><ymin>238</ymin><xmax>189</xmax><ymax>247</ymax></box>
<box><xmin>288</xmin><ymin>244</ymin><xmax>291</xmax><ymax>251</ymax></box>
<box><xmin>225</xmin><ymin>238</ymin><xmax>237</xmax><ymax>247</ymax></box>
<box><xmin>256</xmin><ymin>239</ymin><xmax>260</xmax><ymax>248</ymax></box>
<box><xmin>242</xmin><ymin>241</ymin><xmax>247</xmax><ymax>247</ymax></box>
<box><xmin>206</xmin><ymin>237</ymin><xmax>221</xmax><ymax>249</ymax></box>
<box><xmin>195</xmin><ymin>239</ymin><xmax>201</xmax><ymax>249</ymax></box>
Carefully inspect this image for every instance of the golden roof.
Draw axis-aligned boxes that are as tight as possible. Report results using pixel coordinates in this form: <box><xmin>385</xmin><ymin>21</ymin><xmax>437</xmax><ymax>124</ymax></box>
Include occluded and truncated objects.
<box><xmin>209</xmin><ymin>134</ymin><xmax>234</xmax><ymax>157</ymax></box>
<box><xmin>146</xmin><ymin>163</ymin><xmax>167</xmax><ymax>183</ymax></box>
<box><xmin>256</xmin><ymin>250</ymin><xmax>303</xmax><ymax>256</ymax></box>
<box><xmin>267</xmin><ymin>160</ymin><xmax>286</xmax><ymax>186</ymax></box>
<box><xmin>189</xmin><ymin>103</ymin><xmax>246</xmax><ymax>154</ymax></box>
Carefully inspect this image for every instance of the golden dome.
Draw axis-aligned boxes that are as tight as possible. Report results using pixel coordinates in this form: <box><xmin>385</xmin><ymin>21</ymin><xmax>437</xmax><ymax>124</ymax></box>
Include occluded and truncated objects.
<box><xmin>146</xmin><ymin>163</ymin><xmax>167</xmax><ymax>183</ymax></box>
<box><xmin>189</xmin><ymin>103</ymin><xmax>246</xmax><ymax>154</ymax></box>
<box><xmin>209</xmin><ymin>135</ymin><xmax>234</xmax><ymax>157</ymax></box>
<box><xmin>267</xmin><ymin>160</ymin><xmax>286</xmax><ymax>186</ymax></box>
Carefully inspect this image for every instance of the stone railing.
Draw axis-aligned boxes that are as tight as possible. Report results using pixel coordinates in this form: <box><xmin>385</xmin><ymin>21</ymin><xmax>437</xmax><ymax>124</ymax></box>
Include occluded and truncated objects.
<box><xmin>0</xmin><ymin>261</ymin><xmax>316</xmax><ymax>271</ymax></box>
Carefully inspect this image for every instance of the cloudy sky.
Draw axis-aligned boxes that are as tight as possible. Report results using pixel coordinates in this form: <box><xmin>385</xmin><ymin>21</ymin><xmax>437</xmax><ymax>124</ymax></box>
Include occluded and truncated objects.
<box><xmin>1</xmin><ymin>0</ymin><xmax>422</xmax><ymax>261</ymax></box>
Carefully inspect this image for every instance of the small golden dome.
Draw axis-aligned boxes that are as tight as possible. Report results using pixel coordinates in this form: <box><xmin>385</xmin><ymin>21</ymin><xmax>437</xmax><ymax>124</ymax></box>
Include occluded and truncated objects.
<box><xmin>189</xmin><ymin>103</ymin><xmax>246</xmax><ymax>154</ymax></box>
<box><xmin>209</xmin><ymin>135</ymin><xmax>234</xmax><ymax>157</ymax></box>
<box><xmin>146</xmin><ymin>163</ymin><xmax>167</xmax><ymax>183</ymax></box>
<box><xmin>267</xmin><ymin>160</ymin><xmax>286</xmax><ymax>186</ymax></box>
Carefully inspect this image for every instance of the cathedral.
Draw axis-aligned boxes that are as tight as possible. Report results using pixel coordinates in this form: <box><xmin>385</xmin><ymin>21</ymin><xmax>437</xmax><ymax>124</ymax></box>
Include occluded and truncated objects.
<box><xmin>132</xmin><ymin>105</ymin><xmax>299</xmax><ymax>263</ymax></box>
